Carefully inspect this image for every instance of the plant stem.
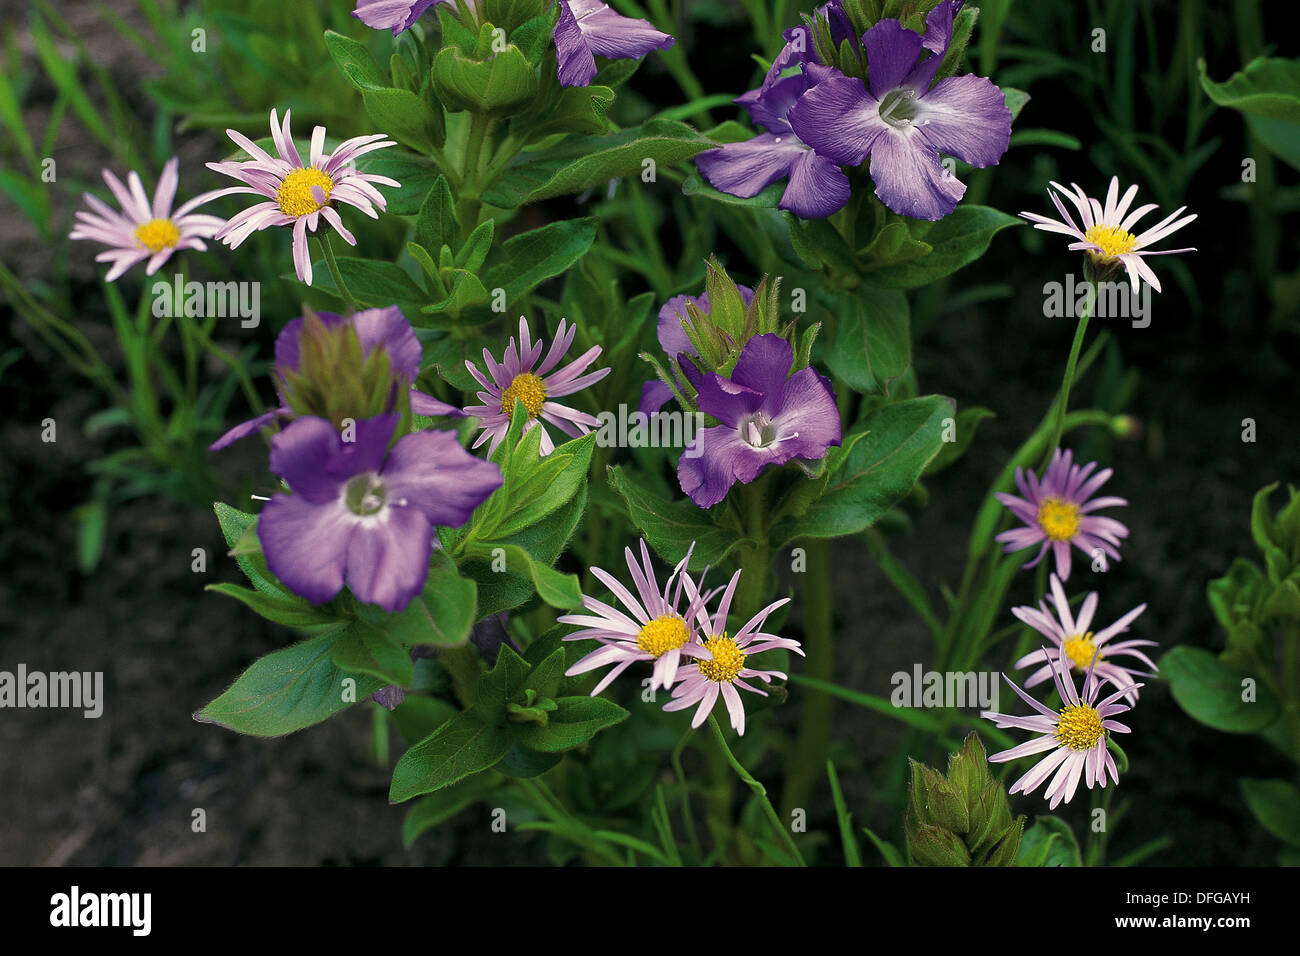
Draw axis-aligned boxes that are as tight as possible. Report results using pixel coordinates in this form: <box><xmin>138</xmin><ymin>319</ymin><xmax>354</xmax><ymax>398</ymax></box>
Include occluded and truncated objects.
<box><xmin>1042</xmin><ymin>281</ymin><xmax>1094</xmax><ymax>467</ymax></box>
<box><xmin>318</xmin><ymin>234</ymin><xmax>356</xmax><ymax>314</ymax></box>
<box><xmin>708</xmin><ymin>715</ymin><xmax>806</xmax><ymax>866</ymax></box>
<box><xmin>670</xmin><ymin>728</ymin><xmax>703</xmax><ymax>860</ymax></box>
<box><xmin>783</xmin><ymin>538</ymin><xmax>832</xmax><ymax>817</ymax></box>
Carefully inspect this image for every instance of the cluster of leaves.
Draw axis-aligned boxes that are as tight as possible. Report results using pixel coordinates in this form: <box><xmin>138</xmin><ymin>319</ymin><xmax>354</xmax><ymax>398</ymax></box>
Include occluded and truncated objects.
<box><xmin>1164</xmin><ymin>483</ymin><xmax>1300</xmax><ymax>864</ymax></box>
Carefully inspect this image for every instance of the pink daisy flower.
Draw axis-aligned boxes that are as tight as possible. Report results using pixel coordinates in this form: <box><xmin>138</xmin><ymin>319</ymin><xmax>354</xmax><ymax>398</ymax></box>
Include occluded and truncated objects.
<box><xmin>69</xmin><ymin>157</ymin><xmax>225</xmax><ymax>281</ymax></box>
<box><xmin>560</xmin><ymin>541</ymin><xmax>712</xmax><ymax>694</ymax></box>
<box><xmin>982</xmin><ymin>664</ymin><xmax>1138</xmax><ymax>810</ymax></box>
<box><xmin>464</xmin><ymin>316</ymin><xmax>610</xmax><ymax>456</ymax></box>
<box><xmin>1020</xmin><ymin>176</ymin><xmax>1195</xmax><ymax>294</ymax></box>
<box><xmin>1012</xmin><ymin>574</ymin><xmax>1155</xmax><ymax>705</ymax></box>
<box><xmin>204</xmin><ymin>108</ymin><xmax>399</xmax><ymax>285</ymax></box>
<box><xmin>663</xmin><ymin>568</ymin><xmax>802</xmax><ymax>736</ymax></box>
<box><xmin>994</xmin><ymin>448</ymin><xmax>1129</xmax><ymax>581</ymax></box>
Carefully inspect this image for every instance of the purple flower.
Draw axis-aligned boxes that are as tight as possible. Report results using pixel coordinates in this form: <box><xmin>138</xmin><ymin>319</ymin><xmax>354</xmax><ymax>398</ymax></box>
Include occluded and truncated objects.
<box><xmin>677</xmin><ymin>334</ymin><xmax>841</xmax><ymax>508</ymax></box>
<box><xmin>258</xmin><ymin>414</ymin><xmax>501</xmax><ymax>613</ymax></box>
<box><xmin>639</xmin><ymin>285</ymin><xmax>754</xmax><ymax>416</ymax></box>
<box><xmin>994</xmin><ymin>448</ymin><xmax>1130</xmax><ymax>582</ymax></box>
<box><xmin>786</xmin><ymin>3</ymin><xmax>1010</xmax><ymax>220</ymax></box>
<box><xmin>353</xmin><ymin>0</ymin><xmax>453</xmax><ymax>35</ymax></box>
<box><xmin>760</xmin><ymin>1</ymin><xmax>855</xmax><ymax>93</ymax></box>
<box><xmin>211</xmin><ymin>306</ymin><xmax>461</xmax><ymax>451</ymax></box>
<box><xmin>554</xmin><ymin>0</ymin><xmax>675</xmax><ymax>88</ymax></box>
<box><xmin>696</xmin><ymin>72</ymin><xmax>851</xmax><ymax>220</ymax></box>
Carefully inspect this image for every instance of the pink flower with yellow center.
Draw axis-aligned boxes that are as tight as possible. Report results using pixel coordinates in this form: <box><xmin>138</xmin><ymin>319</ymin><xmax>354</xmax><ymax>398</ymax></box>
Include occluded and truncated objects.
<box><xmin>69</xmin><ymin>157</ymin><xmax>225</xmax><ymax>281</ymax></box>
<box><xmin>982</xmin><ymin>664</ymin><xmax>1138</xmax><ymax>810</ymax></box>
<box><xmin>463</xmin><ymin>316</ymin><xmax>610</xmax><ymax>456</ymax></box>
<box><xmin>204</xmin><ymin>109</ymin><xmax>399</xmax><ymax>285</ymax></box>
<box><xmin>662</xmin><ymin>568</ymin><xmax>802</xmax><ymax>735</ymax></box>
<box><xmin>1012</xmin><ymin>574</ymin><xmax>1155</xmax><ymax>705</ymax></box>
<box><xmin>994</xmin><ymin>448</ymin><xmax>1129</xmax><ymax>581</ymax></box>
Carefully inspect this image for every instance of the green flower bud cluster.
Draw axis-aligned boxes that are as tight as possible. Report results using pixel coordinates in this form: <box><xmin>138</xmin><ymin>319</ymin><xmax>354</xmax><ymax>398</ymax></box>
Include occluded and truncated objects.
<box><xmin>904</xmin><ymin>732</ymin><xmax>1024</xmax><ymax>866</ymax></box>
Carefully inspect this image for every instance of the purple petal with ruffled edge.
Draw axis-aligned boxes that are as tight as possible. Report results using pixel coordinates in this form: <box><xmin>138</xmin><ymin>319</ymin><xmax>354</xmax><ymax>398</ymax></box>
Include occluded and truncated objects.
<box><xmin>782</xmin><ymin>150</ymin><xmax>851</xmax><ymax>219</ymax></box>
<box><xmin>381</xmin><ymin>428</ymin><xmax>503</xmax><ymax>528</ymax></box>
<box><xmin>728</xmin><ymin>333</ymin><xmax>794</xmax><ymax>416</ymax></box>
<box><xmin>696</xmin><ymin>133</ymin><xmax>806</xmax><ymax>200</ymax></box>
<box><xmin>913</xmin><ymin>74</ymin><xmax>1012</xmax><ymax>167</ymax></box>
<box><xmin>353</xmin><ymin>0</ymin><xmax>444</xmax><ymax>36</ymax></box>
<box><xmin>869</xmin><ymin>127</ymin><xmax>967</xmax><ymax>220</ymax></box>
<box><xmin>555</xmin><ymin>0</ymin><xmax>674</xmax><ymax>88</ymax></box>
<box><xmin>209</xmin><ymin>409</ymin><xmax>283</xmax><ymax>451</ymax></box>
<box><xmin>786</xmin><ymin>75</ymin><xmax>888</xmax><ymax>167</ymax></box>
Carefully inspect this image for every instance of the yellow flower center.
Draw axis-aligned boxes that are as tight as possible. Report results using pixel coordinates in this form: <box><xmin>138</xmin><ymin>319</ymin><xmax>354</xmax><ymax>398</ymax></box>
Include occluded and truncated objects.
<box><xmin>636</xmin><ymin>615</ymin><xmax>690</xmax><ymax>657</ymax></box>
<box><xmin>1055</xmin><ymin>704</ymin><xmax>1105</xmax><ymax>751</ymax></box>
<box><xmin>134</xmin><ymin>217</ymin><xmax>180</xmax><ymax>253</ymax></box>
<box><xmin>1063</xmin><ymin>632</ymin><xmax>1101</xmax><ymax>670</ymax></box>
<box><xmin>499</xmin><ymin>372</ymin><xmax>548</xmax><ymax>418</ymax></box>
<box><xmin>276</xmin><ymin>167</ymin><xmax>334</xmax><ymax>217</ymax></box>
<box><xmin>1084</xmin><ymin>223</ymin><xmax>1137</xmax><ymax>260</ymax></box>
<box><xmin>1037</xmin><ymin>497</ymin><xmax>1081</xmax><ymax>541</ymax></box>
<box><xmin>697</xmin><ymin>634</ymin><xmax>745</xmax><ymax>684</ymax></box>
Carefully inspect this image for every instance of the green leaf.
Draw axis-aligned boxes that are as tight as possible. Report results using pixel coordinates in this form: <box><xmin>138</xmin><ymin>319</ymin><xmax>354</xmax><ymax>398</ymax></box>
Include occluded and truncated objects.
<box><xmin>496</xmin><ymin>741</ymin><xmax>563</xmax><ymax>777</ymax></box>
<box><xmin>491</xmin><ymin>544</ymin><xmax>583</xmax><ymax>608</ymax></box>
<box><xmin>414</xmin><ymin>175</ymin><xmax>459</xmax><ymax>253</ymax></box>
<box><xmin>606</xmin><ymin>465</ymin><xmax>744</xmax><ymax>567</ymax></box>
<box><xmin>924</xmin><ymin>406</ymin><xmax>995</xmax><ymax>475</ymax></box>
<box><xmin>481</xmin><ymin>218</ymin><xmax>598</xmax><ymax>305</ymax></box>
<box><xmin>389</xmin><ymin>710</ymin><xmax>511</xmax><ymax>802</ymax></box>
<box><xmin>475</xmin><ymin>644</ymin><xmax>532</xmax><ymax>724</ymax></box>
<box><xmin>774</xmin><ymin>395</ymin><xmax>954</xmax><ymax>544</ymax></box>
<box><xmin>362</xmin><ymin>87</ymin><xmax>446</xmax><ymax>153</ymax></box>
<box><xmin>497</xmin><ymin>432</ymin><xmax>596</xmax><ymax>538</ymax></box>
<box><xmin>402</xmin><ymin>774</ymin><xmax>499</xmax><ymax>846</ymax></box>
<box><xmin>330</xmin><ymin>619</ymin><xmax>414</xmax><ymax>686</ymax></box>
<box><xmin>431</xmin><ymin>42</ymin><xmax>538</xmax><ymax>115</ymax></box>
<box><xmin>206</xmin><ymin>582</ymin><xmax>340</xmax><ymax>630</ymax></box>
<box><xmin>306</xmin><ymin>258</ymin><xmax>427</xmax><ymax>310</ymax></box>
<box><xmin>374</xmin><ymin>556</ymin><xmax>478</xmax><ymax>647</ymax></box>
<box><xmin>867</xmin><ymin>206</ymin><xmax>1021</xmax><ymax>288</ymax></box>
<box><xmin>1161</xmin><ymin>645</ymin><xmax>1281</xmax><ymax>733</ymax></box>
<box><xmin>1199</xmin><ymin>56</ymin><xmax>1300</xmax><ymax>123</ymax></box>
<box><xmin>682</xmin><ymin>170</ymin><xmax>783</xmax><ymax>208</ymax></box>
<box><xmin>214</xmin><ymin>502</ymin><xmax>291</xmax><ymax>598</ymax></box>
<box><xmin>195</xmin><ymin>632</ymin><xmax>383</xmax><ymax>737</ymax></box>
<box><xmin>324</xmin><ymin>30</ymin><xmax>388</xmax><ymax>90</ymax></box>
<box><xmin>482</xmin><ymin>119</ymin><xmax>715</xmax><ymax>207</ymax></box>
<box><xmin>825</xmin><ymin>286</ymin><xmax>911</xmax><ymax>394</ymax></box>
<box><xmin>355</xmin><ymin>151</ymin><xmax>442</xmax><ymax>215</ymax></box>
<box><xmin>1240</xmin><ymin>778</ymin><xmax>1300</xmax><ymax>847</ymax></box>
<box><xmin>1018</xmin><ymin>816</ymin><xmax>1081</xmax><ymax>867</ymax></box>
<box><xmin>511</xmin><ymin>696</ymin><xmax>629</xmax><ymax>752</ymax></box>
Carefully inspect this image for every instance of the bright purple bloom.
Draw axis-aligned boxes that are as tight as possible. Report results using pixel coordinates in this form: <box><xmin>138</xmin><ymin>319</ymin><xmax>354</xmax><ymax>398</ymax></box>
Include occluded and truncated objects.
<box><xmin>696</xmin><ymin>72</ymin><xmax>851</xmax><ymax>219</ymax></box>
<box><xmin>994</xmin><ymin>448</ymin><xmax>1130</xmax><ymax>582</ymax></box>
<box><xmin>258</xmin><ymin>414</ymin><xmax>501</xmax><ymax>612</ymax></box>
<box><xmin>760</xmin><ymin>1</ymin><xmax>855</xmax><ymax>93</ymax></box>
<box><xmin>554</xmin><ymin>0</ymin><xmax>675</xmax><ymax>88</ymax></box>
<box><xmin>1012</xmin><ymin>574</ymin><xmax>1155</xmax><ymax>705</ymax></box>
<box><xmin>678</xmin><ymin>334</ymin><xmax>841</xmax><ymax>509</ymax></box>
<box><xmin>639</xmin><ymin>285</ymin><xmax>754</xmax><ymax>416</ymax></box>
<box><xmin>211</xmin><ymin>306</ymin><xmax>461</xmax><ymax>451</ymax></box>
<box><xmin>787</xmin><ymin>2</ymin><xmax>1010</xmax><ymax>220</ymax></box>
<box><xmin>353</xmin><ymin>0</ymin><xmax>451</xmax><ymax>35</ymax></box>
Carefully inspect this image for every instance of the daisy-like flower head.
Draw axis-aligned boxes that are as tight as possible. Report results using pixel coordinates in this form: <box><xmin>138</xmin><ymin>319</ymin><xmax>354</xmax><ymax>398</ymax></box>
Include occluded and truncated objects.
<box><xmin>69</xmin><ymin>157</ymin><xmax>225</xmax><ymax>281</ymax></box>
<box><xmin>1020</xmin><ymin>176</ymin><xmax>1196</xmax><ymax>294</ymax></box>
<box><xmin>464</xmin><ymin>316</ymin><xmax>611</xmax><ymax>456</ymax></box>
<box><xmin>981</xmin><ymin>663</ymin><xmax>1138</xmax><ymax>810</ymax></box>
<box><xmin>1012</xmin><ymin>574</ymin><xmax>1155</xmax><ymax>705</ymax></box>
<box><xmin>663</xmin><ymin>568</ymin><xmax>803</xmax><ymax>735</ymax></box>
<box><xmin>205</xmin><ymin>108</ymin><xmax>399</xmax><ymax>285</ymax></box>
<box><xmin>994</xmin><ymin>448</ymin><xmax>1129</xmax><ymax>581</ymax></box>
<box><xmin>559</xmin><ymin>541</ymin><xmax>713</xmax><ymax>694</ymax></box>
